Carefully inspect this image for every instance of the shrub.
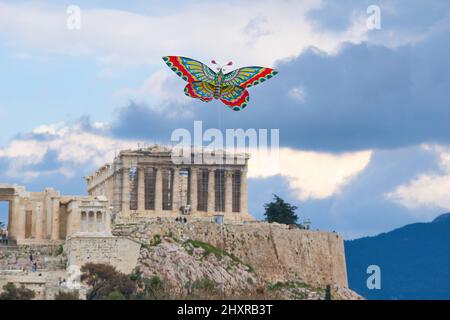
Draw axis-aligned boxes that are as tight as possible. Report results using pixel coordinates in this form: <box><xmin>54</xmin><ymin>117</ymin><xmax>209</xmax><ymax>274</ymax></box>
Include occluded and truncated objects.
<box><xmin>151</xmin><ymin>234</ymin><xmax>162</xmax><ymax>246</ymax></box>
<box><xmin>141</xmin><ymin>276</ymin><xmax>168</xmax><ymax>300</ymax></box>
<box><xmin>56</xmin><ymin>245</ymin><xmax>64</xmax><ymax>256</ymax></box>
<box><xmin>185</xmin><ymin>278</ymin><xmax>220</xmax><ymax>299</ymax></box>
<box><xmin>106</xmin><ymin>291</ymin><xmax>126</xmax><ymax>300</ymax></box>
<box><xmin>324</xmin><ymin>284</ymin><xmax>332</xmax><ymax>300</ymax></box>
<box><xmin>80</xmin><ymin>263</ymin><xmax>136</xmax><ymax>300</ymax></box>
<box><xmin>129</xmin><ymin>271</ymin><xmax>142</xmax><ymax>282</ymax></box>
<box><xmin>54</xmin><ymin>290</ymin><xmax>79</xmax><ymax>300</ymax></box>
<box><xmin>0</xmin><ymin>283</ymin><xmax>35</xmax><ymax>300</ymax></box>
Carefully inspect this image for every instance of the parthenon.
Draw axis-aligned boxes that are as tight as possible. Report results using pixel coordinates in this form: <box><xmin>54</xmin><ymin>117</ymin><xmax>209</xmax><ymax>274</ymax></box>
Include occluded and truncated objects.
<box><xmin>85</xmin><ymin>146</ymin><xmax>254</xmax><ymax>223</ymax></box>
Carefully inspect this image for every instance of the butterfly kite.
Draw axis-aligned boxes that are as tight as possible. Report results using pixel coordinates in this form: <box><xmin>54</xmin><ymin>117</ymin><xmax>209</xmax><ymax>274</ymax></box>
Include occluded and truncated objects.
<box><xmin>162</xmin><ymin>56</ymin><xmax>278</xmax><ymax>111</ymax></box>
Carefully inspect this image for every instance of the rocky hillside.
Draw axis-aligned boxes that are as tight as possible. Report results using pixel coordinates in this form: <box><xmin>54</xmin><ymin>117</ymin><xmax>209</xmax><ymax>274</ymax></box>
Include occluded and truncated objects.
<box><xmin>114</xmin><ymin>219</ymin><xmax>348</xmax><ymax>288</ymax></box>
<box><xmin>136</xmin><ymin>235</ymin><xmax>259</xmax><ymax>298</ymax></box>
<box><xmin>117</xmin><ymin>221</ymin><xmax>362</xmax><ymax>300</ymax></box>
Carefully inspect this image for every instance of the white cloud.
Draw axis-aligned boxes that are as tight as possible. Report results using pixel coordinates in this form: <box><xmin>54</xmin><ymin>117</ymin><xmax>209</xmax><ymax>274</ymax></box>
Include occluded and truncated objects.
<box><xmin>386</xmin><ymin>144</ymin><xmax>450</xmax><ymax>211</ymax></box>
<box><xmin>0</xmin><ymin>1</ymin><xmax>369</xmax><ymax>70</ymax></box>
<box><xmin>114</xmin><ymin>69</ymin><xmax>191</xmax><ymax>116</ymax></box>
<box><xmin>0</xmin><ymin>120</ymin><xmax>372</xmax><ymax>199</ymax></box>
<box><xmin>248</xmin><ymin>147</ymin><xmax>372</xmax><ymax>200</ymax></box>
<box><xmin>0</xmin><ymin>1</ymin><xmax>372</xmax><ymax>109</ymax></box>
<box><xmin>0</xmin><ymin>122</ymin><xmax>138</xmax><ymax>180</ymax></box>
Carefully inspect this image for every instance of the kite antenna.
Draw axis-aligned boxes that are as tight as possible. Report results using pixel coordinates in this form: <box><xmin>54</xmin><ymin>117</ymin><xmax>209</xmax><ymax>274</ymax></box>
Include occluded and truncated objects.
<box><xmin>211</xmin><ymin>59</ymin><xmax>224</xmax><ymax>70</ymax></box>
<box><xmin>212</xmin><ymin>59</ymin><xmax>233</xmax><ymax>71</ymax></box>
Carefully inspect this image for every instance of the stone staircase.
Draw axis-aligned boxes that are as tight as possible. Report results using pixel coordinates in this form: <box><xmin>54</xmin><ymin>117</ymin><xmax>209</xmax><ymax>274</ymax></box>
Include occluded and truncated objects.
<box><xmin>0</xmin><ymin>244</ymin><xmax>67</xmax><ymax>273</ymax></box>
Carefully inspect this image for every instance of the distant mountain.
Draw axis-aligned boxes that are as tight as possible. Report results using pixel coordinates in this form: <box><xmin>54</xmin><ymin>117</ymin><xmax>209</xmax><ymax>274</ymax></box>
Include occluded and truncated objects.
<box><xmin>345</xmin><ymin>213</ymin><xmax>450</xmax><ymax>300</ymax></box>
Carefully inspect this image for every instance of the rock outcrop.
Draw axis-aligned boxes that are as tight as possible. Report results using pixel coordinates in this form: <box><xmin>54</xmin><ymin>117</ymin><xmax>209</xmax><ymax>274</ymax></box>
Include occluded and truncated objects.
<box><xmin>114</xmin><ymin>219</ymin><xmax>361</xmax><ymax>299</ymax></box>
<box><xmin>136</xmin><ymin>236</ymin><xmax>259</xmax><ymax>297</ymax></box>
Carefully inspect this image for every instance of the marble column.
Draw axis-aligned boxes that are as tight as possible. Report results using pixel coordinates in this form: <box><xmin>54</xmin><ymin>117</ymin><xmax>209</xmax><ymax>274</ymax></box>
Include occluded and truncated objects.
<box><xmin>35</xmin><ymin>204</ymin><xmax>43</xmax><ymax>240</ymax></box>
<box><xmin>225</xmin><ymin>170</ymin><xmax>232</xmax><ymax>214</ymax></box>
<box><xmin>172</xmin><ymin>167</ymin><xmax>180</xmax><ymax>213</ymax></box>
<box><xmin>122</xmin><ymin>167</ymin><xmax>130</xmax><ymax>216</ymax></box>
<box><xmin>207</xmin><ymin>168</ymin><xmax>215</xmax><ymax>213</ymax></box>
<box><xmin>155</xmin><ymin>167</ymin><xmax>163</xmax><ymax>212</ymax></box>
<box><xmin>68</xmin><ymin>206</ymin><xmax>81</xmax><ymax>238</ymax></box>
<box><xmin>45</xmin><ymin>195</ymin><xmax>53</xmax><ymax>238</ymax></box>
<box><xmin>74</xmin><ymin>209</ymin><xmax>81</xmax><ymax>235</ymax></box>
<box><xmin>240</xmin><ymin>169</ymin><xmax>248</xmax><ymax>214</ymax></box>
<box><xmin>17</xmin><ymin>204</ymin><xmax>26</xmax><ymax>241</ymax></box>
<box><xmin>8</xmin><ymin>197</ymin><xmax>16</xmax><ymax>240</ymax></box>
<box><xmin>190</xmin><ymin>167</ymin><xmax>198</xmax><ymax>214</ymax></box>
<box><xmin>8</xmin><ymin>196</ymin><xmax>21</xmax><ymax>240</ymax></box>
<box><xmin>80</xmin><ymin>212</ymin><xmax>87</xmax><ymax>232</ymax></box>
<box><xmin>88</xmin><ymin>211</ymin><xmax>95</xmax><ymax>232</ymax></box>
<box><xmin>96</xmin><ymin>212</ymin><xmax>103</xmax><ymax>232</ymax></box>
<box><xmin>50</xmin><ymin>198</ymin><xmax>60</xmax><ymax>240</ymax></box>
<box><xmin>112</xmin><ymin>170</ymin><xmax>123</xmax><ymax>214</ymax></box>
<box><xmin>105</xmin><ymin>210</ymin><xmax>112</xmax><ymax>234</ymax></box>
<box><xmin>137</xmin><ymin>167</ymin><xmax>146</xmax><ymax>212</ymax></box>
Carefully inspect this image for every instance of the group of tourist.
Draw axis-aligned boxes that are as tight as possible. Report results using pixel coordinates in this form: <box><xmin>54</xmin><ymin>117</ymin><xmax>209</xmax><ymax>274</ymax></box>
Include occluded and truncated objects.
<box><xmin>175</xmin><ymin>216</ymin><xmax>188</xmax><ymax>223</ymax></box>
<box><xmin>29</xmin><ymin>253</ymin><xmax>38</xmax><ymax>272</ymax></box>
<box><xmin>0</xmin><ymin>228</ymin><xmax>8</xmax><ymax>245</ymax></box>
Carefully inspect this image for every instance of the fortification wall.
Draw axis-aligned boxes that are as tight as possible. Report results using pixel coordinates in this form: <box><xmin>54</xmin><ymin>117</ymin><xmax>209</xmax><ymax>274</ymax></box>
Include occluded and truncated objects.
<box><xmin>113</xmin><ymin>219</ymin><xmax>348</xmax><ymax>288</ymax></box>
<box><xmin>65</xmin><ymin>236</ymin><xmax>140</xmax><ymax>274</ymax></box>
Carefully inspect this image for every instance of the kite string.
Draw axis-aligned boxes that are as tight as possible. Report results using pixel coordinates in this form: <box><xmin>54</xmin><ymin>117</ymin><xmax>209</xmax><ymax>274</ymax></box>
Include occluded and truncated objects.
<box><xmin>217</xmin><ymin>101</ymin><xmax>226</xmax><ymax>300</ymax></box>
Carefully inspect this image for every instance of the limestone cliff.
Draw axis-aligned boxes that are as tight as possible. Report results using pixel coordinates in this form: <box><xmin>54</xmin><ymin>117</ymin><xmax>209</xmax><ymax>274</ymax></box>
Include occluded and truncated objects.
<box><xmin>136</xmin><ymin>236</ymin><xmax>259</xmax><ymax>297</ymax></box>
<box><xmin>114</xmin><ymin>219</ymin><xmax>361</xmax><ymax>300</ymax></box>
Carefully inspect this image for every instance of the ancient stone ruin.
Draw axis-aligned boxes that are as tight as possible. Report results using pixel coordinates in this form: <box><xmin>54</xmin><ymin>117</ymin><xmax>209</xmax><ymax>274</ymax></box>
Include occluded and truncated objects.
<box><xmin>85</xmin><ymin>145</ymin><xmax>254</xmax><ymax>223</ymax></box>
<box><xmin>0</xmin><ymin>146</ymin><xmax>353</xmax><ymax>299</ymax></box>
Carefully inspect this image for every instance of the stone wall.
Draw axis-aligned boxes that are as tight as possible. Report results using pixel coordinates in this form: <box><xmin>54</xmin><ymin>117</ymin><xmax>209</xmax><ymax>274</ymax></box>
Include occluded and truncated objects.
<box><xmin>0</xmin><ymin>244</ymin><xmax>66</xmax><ymax>272</ymax></box>
<box><xmin>113</xmin><ymin>219</ymin><xmax>348</xmax><ymax>288</ymax></box>
<box><xmin>0</xmin><ymin>244</ymin><xmax>68</xmax><ymax>299</ymax></box>
<box><xmin>65</xmin><ymin>236</ymin><xmax>140</xmax><ymax>274</ymax></box>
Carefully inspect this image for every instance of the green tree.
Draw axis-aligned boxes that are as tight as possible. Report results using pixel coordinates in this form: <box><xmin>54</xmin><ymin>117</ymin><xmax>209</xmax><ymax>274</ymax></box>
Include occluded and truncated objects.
<box><xmin>141</xmin><ymin>276</ymin><xmax>168</xmax><ymax>300</ymax></box>
<box><xmin>106</xmin><ymin>291</ymin><xmax>125</xmax><ymax>300</ymax></box>
<box><xmin>264</xmin><ymin>194</ymin><xmax>298</xmax><ymax>225</ymax></box>
<box><xmin>0</xmin><ymin>221</ymin><xmax>5</xmax><ymax>229</ymax></box>
<box><xmin>54</xmin><ymin>290</ymin><xmax>80</xmax><ymax>300</ymax></box>
<box><xmin>0</xmin><ymin>283</ymin><xmax>35</xmax><ymax>300</ymax></box>
<box><xmin>324</xmin><ymin>284</ymin><xmax>332</xmax><ymax>300</ymax></box>
<box><xmin>186</xmin><ymin>278</ymin><xmax>220</xmax><ymax>299</ymax></box>
<box><xmin>80</xmin><ymin>263</ymin><xmax>136</xmax><ymax>300</ymax></box>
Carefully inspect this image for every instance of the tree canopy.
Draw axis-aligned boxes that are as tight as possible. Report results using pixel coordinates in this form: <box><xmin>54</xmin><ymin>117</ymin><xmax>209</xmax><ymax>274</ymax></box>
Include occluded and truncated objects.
<box><xmin>80</xmin><ymin>263</ymin><xmax>136</xmax><ymax>300</ymax></box>
<box><xmin>264</xmin><ymin>194</ymin><xmax>298</xmax><ymax>225</ymax></box>
<box><xmin>0</xmin><ymin>283</ymin><xmax>35</xmax><ymax>300</ymax></box>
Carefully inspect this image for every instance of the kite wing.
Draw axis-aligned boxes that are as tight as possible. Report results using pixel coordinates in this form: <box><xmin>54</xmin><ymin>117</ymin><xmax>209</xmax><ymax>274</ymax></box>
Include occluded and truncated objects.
<box><xmin>220</xmin><ymin>85</ymin><xmax>249</xmax><ymax>111</ymax></box>
<box><xmin>184</xmin><ymin>81</ymin><xmax>214</xmax><ymax>102</ymax></box>
<box><xmin>223</xmin><ymin>67</ymin><xmax>278</xmax><ymax>88</ymax></box>
<box><xmin>163</xmin><ymin>56</ymin><xmax>217</xmax><ymax>84</ymax></box>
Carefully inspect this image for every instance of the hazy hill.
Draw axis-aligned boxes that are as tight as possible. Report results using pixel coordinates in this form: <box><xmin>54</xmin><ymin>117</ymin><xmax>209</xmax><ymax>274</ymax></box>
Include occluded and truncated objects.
<box><xmin>345</xmin><ymin>213</ymin><xmax>450</xmax><ymax>299</ymax></box>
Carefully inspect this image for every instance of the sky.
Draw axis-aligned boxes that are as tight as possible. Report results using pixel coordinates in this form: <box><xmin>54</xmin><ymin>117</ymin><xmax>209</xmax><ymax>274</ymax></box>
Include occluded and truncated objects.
<box><xmin>0</xmin><ymin>0</ymin><xmax>449</xmax><ymax>239</ymax></box>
